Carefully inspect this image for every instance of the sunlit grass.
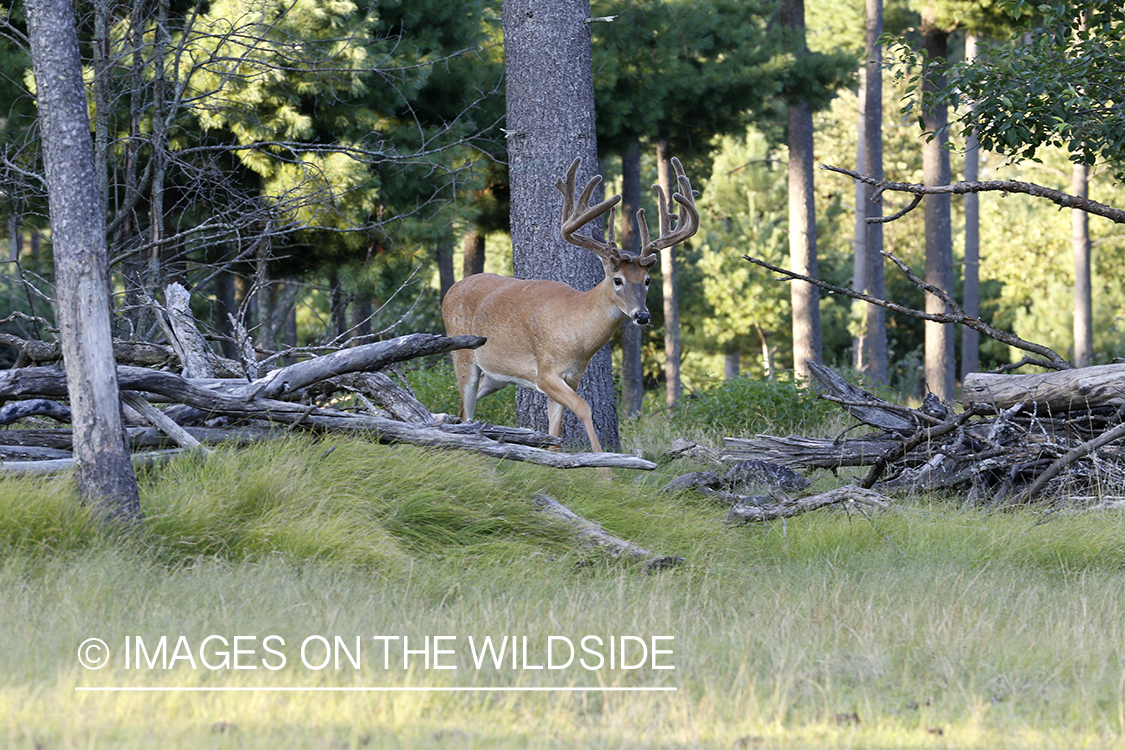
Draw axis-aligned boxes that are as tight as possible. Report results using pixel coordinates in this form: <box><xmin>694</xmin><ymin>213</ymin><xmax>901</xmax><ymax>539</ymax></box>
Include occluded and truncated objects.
<box><xmin>1</xmin><ymin>431</ymin><xmax>1124</xmax><ymax>748</ymax></box>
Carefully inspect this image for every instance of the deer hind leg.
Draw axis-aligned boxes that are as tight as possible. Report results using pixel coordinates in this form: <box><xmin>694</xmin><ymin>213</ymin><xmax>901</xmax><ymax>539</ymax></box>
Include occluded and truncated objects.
<box><xmin>540</xmin><ymin>375</ymin><xmax>603</xmax><ymax>453</ymax></box>
<box><xmin>460</xmin><ymin>364</ymin><xmax>482</xmax><ymax>420</ymax></box>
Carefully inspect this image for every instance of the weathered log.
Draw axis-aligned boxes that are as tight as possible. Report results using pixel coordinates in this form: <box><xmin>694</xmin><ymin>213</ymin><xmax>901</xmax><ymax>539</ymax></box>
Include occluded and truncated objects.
<box><xmin>1</xmin><ymin>363</ymin><xmax>641</xmax><ymax>469</ymax></box>
<box><xmin>0</xmin><ymin>449</ymin><xmax>183</xmax><ymax>475</ymax></box>
<box><xmin>248</xmin><ymin>334</ymin><xmax>485</xmax><ymax>400</ymax></box>
<box><xmin>0</xmin><ymin>398</ymin><xmax>71</xmax><ymax>425</ymax></box>
<box><xmin>316</xmin><ymin>371</ymin><xmax>435</xmax><ymax>424</ymax></box>
<box><xmin>1</xmin><ymin>444</ymin><xmax>73</xmax><ymax>461</ymax></box>
<box><xmin>159</xmin><ymin>282</ymin><xmax>215</xmax><ymax>379</ymax></box>
<box><xmin>724</xmin><ymin>434</ymin><xmax>904</xmax><ymax>469</ymax></box>
<box><xmin>807</xmin><ymin>361</ymin><xmax>929</xmax><ymax>433</ymax></box>
<box><xmin>121</xmin><ymin>391</ymin><xmax>213</xmax><ymax>456</ymax></box>
<box><xmin>531</xmin><ymin>493</ymin><xmax>683</xmax><ymax>570</ymax></box>
<box><xmin>963</xmin><ymin>364</ymin><xmax>1125</xmax><ymax>413</ymax></box>
<box><xmin>724</xmin><ymin>486</ymin><xmax>893</xmax><ymax>524</ymax></box>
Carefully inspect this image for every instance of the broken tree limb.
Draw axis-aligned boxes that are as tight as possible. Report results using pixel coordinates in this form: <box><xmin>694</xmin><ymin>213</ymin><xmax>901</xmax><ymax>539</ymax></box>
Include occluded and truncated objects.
<box><xmin>120</xmin><ymin>391</ymin><xmax>214</xmax><ymax>456</ymax></box>
<box><xmin>860</xmin><ymin>405</ymin><xmax>988</xmax><ymax>489</ymax></box>
<box><xmin>821</xmin><ymin>164</ymin><xmax>1125</xmax><ymax>225</ymax></box>
<box><xmin>0</xmin><ymin>398</ymin><xmax>71</xmax><ymax>426</ymax></box>
<box><xmin>741</xmin><ymin>253</ymin><xmax>1070</xmax><ymax>370</ymax></box>
<box><xmin>724</xmin><ymin>486</ymin><xmax>893</xmax><ymax>524</ymax></box>
<box><xmin>0</xmin><ymin>449</ymin><xmax>184</xmax><ymax>476</ymax></box>
<box><xmin>807</xmin><ymin>362</ymin><xmax>929</xmax><ymax>433</ymax></box>
<box><xmin>963</xmin><ymin>363</ymin><xmax>1125</xmax><ymax>413</ymax></box>
<box><xmin>155</xmin><ymin>283</ymin><xmax>215</xmax><ymax>379</ymax></box>
<box><xmin>530</xmin><ymin>493</ymin><xmax>683</xmax><ymax>570</ymax></box>
<box><xmin>1011</xmin><ymin>420</ymin><xmax>1125</xmax><ymax>504</ymax></box>
<box><xmin>249</xmin><ymin>334</ymin><xmax>486</xmax><ymax>400</ymax></box>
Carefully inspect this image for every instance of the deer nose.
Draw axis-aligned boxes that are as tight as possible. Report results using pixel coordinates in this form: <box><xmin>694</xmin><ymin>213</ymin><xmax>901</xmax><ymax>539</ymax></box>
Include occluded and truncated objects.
<box><xmin>634</xmin><ymin>311</ymin><xmax>650</xmax><ymax>326</ymax></box>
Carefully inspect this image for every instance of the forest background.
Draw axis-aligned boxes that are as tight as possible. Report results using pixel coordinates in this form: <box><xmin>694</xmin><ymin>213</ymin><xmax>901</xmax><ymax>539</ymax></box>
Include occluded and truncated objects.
<box><xmin>1</xmin><ymin>0</ymin><xmax>1121</xmax><ymax>408</ymax></box>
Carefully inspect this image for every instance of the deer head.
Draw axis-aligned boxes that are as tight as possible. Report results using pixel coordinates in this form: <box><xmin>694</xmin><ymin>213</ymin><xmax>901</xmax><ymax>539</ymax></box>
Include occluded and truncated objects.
<box><xmin>556</xmin><ymin>157</ymin><xmax>699</xmax><ymax>326</ymax></box>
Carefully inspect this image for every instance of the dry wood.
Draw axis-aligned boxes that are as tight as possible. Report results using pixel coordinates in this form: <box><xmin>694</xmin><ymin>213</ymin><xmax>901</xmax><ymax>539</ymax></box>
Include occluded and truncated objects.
<box><xmin>724</xmin><ymin>486</ymin><xmax>893</xmax><ymax>524</ymax></box>
<box><xmin>821</xmin><ymin>164</ymin><xmax>1125</xmax><ymax>225</ymax></box>
<box><xmin>531</xmin><ymin>493</ymin><xmax>682</xmax><ymax>570</ymax></box>
<box><xmin>0</xmin><ymin>449</ymin><xmax>183</xmax><ymax>475</ymax></box>
<box><xmin>158</xmin><ymin>282</ymin><xmax>215</xmax><ymax>378</ymax></box>
<box><xmin>120</xmin><ymin>391</ymin><xmax>213</xmax><ymax>455</ymax></box>
<box><xmin>0</xmin><ymin>398</ymin><xmax>71</xmax><ymax>425</ymax></box>
<box><xmin>962</xmin><ymin>364</ymin><xmax>1125</xmax><ymax>413</ymax></box>
<box><xmin>807</xmin><ymin>361</ymin><xmax>929</xmax><ymax>433</ymax></box>
<box><xmin>247</xmin><ymin>333</ymin><xmax>484</xmax><ymax>400</ymax></box>
<box><xmin>0</xmin><ymin>362</ymin><xmax>653</xmax><ymax>472</ymax></box>
<box><xmin>742</xmin><ymin>253</ymin><xmax>1070</xmax><ymax>370</ymax></box>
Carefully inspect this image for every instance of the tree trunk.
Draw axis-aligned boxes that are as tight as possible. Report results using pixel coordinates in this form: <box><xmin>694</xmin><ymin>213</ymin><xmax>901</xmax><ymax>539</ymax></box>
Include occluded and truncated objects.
<box><xmin>502</xmin><ymin>0</ymin><xmax>620</xmax><ymax>452</ymax></box>
<box><xmin>961</xmin><ymin>34</ymin><xmax>981</xmax><ymax>379</ymax></box>
<box><xmin>782</xmin><ymin>0</ymin><xmax>822</xmax><ymax>382</ymax></box>
<box><xmin>853</xmin><ymin>65</ymin><xmax>867</xmax><ymax>371</ymax></box>
<box><xmin>656</xmin><ymin>138</ymin><xmax>682</xmax><ymax>407</ymax></box>
<box><xmin>436</xmin><ymin>238</ymin><xmax>455</xmax><ymax>303</ymax></box>
<box><xmin>462</xmin><ymin>229</ymin><xmax>486</xmax><ymax>277</ymax></box>
<box><xmin>1072</xmin><ymin>161</ymin><xmax>1092</xmax><ymax>368</ymax></box>
<box><xmin>921</xmin><ymin>11</ymin><xmax>955</xmax><ymax>401</ymax></box>
<box><xmin>861</xmin><ymin>0</ymin><xmax>887</xmax><ymax>385</ymax></box>
<box><xmin>26</xmin><ymin>0</ymin><xmax>141</xmax><ymax>519</ymax></box>
<box><xmin>619</xmin><ymin>140</ymin><xmax>644</xmax><ymax>417</ymax></box>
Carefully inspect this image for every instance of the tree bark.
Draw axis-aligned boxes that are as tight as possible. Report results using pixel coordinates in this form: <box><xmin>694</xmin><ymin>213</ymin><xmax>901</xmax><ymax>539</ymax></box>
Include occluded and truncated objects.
<box><xmin>655</xmin><ymin>139</ymin><xmax>682</xmax><ymax>407</ymax></box>
<box><xmin>862</xmin><ymin>0</ymin><xmax>887</xmax><ymax>385</ymax></box>
<box><xmin>1072</xmin><ymin>161</ymin><xmax>1092</xmax><ymax>367</ymax></box>
<box><xmin>782</xmin><ymin>0</ymin><xmax>822</xmax><ymax>381</ymax></box>
<box><xmin>26</xmin><ymin>0</ymin><xmax>141</xmax><ymax>519</ymax></box>
<box><xmin>436</xmin><ymin>238</ymin><xmax>455</xmax><ymax>303</ymax></box>
<box><xmin>462</xmin><ymin>229</ymin><xmax>486</xmax><ymax>277</ymax></box>
<box><xmin>921</xmin><ymin>11</ymin><xmax>955</xmax><ymax>401</ymax></box>
<box><xmin>502</xmin><ymin>0</ymin><xmax>620</xmax><ymax>451</ymax></box>
<box><xmin>961</xmin><ymin>33</ymin><xmax>981</xmax><ymax>378</ymax></box>
<box><xmin>619</xmin><ymin>140</ymin><xmax>644</xmax><ymax>417</ymax></box>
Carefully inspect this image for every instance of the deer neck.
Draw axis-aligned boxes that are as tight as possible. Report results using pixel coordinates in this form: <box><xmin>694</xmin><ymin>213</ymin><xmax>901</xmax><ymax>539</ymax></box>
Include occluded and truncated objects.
<box><xmin>568</xmin><ymin>277</ymin><xmax>629</xmax><ymax>353</ymax></box>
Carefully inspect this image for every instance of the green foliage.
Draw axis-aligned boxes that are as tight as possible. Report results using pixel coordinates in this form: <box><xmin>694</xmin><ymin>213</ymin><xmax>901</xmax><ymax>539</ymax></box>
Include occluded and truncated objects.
<box><xmin>673</xmin><ymin>375</ymin><xmax>835</xmax><ymax>437</ymax></box>
<box><xmin>927</xmin><ymin>1</ymin><xmax>1125</xmax><ymax>179</ymax></box>
<box><xmin>405</xmin><ymin>360</ymin><xmax>517</xmax><ymax>427</ymax></box>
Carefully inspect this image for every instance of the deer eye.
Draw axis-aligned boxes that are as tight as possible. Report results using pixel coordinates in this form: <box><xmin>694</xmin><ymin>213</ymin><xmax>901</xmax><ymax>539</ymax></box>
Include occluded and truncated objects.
<box><xmin>644</xmin><ymin>277</ymin><xmax>650</xmax><ymax>287</ymax></box>
<box><xmin>613</xmin><ymin>277</ymin><xmax>624</xmax><ymax>287</ymax></box>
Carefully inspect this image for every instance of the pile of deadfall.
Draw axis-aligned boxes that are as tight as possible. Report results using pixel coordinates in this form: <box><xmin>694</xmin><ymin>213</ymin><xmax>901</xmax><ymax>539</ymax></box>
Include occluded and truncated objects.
<box><xmin>0</xmin><ymin>285</ymin><xmax>653</xmax><ymax>477</ymax></box>
<box><xmin>720</xmin><ymin>362</ymin><xmax>1125</xmax><ymax>508</ymax></box>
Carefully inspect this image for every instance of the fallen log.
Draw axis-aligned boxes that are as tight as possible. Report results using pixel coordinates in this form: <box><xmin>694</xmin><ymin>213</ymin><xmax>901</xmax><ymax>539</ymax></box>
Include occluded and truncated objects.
<box><xmin>0</xmin><ymin>449</ymin><xmax>183</xmax><ymax>475</ymax></box>
<box><xmin>724</xmin><ymin>486</ymin><xmax>893</xmax><ymax>524</ymax></box>
<box><xmin>531</xmin><ymin>493</ymin><xmax>683</xmax><ymax>570</ymax></box>
<box><xmin>963</xmin><ymin>363</ymin><xmax>1125</xmax><ymax>413</ymax></box>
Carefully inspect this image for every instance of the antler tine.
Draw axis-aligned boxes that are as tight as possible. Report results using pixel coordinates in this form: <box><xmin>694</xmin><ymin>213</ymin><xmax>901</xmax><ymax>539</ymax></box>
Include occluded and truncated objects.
<box><xmin>639</xmin><ymin>156</ymin><xmax>701</xmax><ymax>259</ymax></box>
<box><xmin>555</xmin><ymin>158</ymin><xmax>622</xmax><ymax>259</ymax></box>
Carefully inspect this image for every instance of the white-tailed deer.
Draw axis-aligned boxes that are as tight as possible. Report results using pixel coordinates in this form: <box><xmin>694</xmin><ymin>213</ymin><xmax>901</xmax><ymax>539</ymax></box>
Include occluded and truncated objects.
<box><xmin>442</xmin><ymin>157</ymin><xmax>699</xmax><ymax>452</ymax></box>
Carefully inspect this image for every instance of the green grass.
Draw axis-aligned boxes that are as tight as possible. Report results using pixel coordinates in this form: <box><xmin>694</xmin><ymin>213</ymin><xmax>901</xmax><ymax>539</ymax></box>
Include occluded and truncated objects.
<box><xmin>2</xmin><ymin>427</ymin><xmax>1125</xmax><ymax>748</ymax></box>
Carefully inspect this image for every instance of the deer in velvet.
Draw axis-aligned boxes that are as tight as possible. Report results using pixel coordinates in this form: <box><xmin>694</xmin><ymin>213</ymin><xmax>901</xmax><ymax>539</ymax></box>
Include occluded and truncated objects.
<box><xmin>441</xmin><ymin>157</ymin><xmax>699</xmax><ymax>452</ymax></box>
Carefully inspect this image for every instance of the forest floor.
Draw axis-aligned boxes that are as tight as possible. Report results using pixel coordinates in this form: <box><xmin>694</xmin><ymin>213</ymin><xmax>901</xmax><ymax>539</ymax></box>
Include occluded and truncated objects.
<box><xmin>2</xmin><ymin>425</ymin><xmax>1124</xmax><ymax>749</ymax></box>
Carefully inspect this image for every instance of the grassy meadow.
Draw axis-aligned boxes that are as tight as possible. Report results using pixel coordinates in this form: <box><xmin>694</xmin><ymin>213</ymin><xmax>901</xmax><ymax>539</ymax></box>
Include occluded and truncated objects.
<box><xmin>2</xmin><ymin>375</ymin><xmax>1125</xmax><ymax>749</ymax></box>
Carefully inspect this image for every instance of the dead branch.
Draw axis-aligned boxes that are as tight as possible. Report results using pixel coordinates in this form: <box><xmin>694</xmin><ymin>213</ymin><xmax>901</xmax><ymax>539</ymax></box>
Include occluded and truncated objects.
<box><xmin>741</xmin><ymin>252</ymin><xmax>1070</xmax><ymax>370</ymax></box>
<box><xmin>822</xmin><ymin>164</ymin><xmax>1125</xmax><ymax>225</ymax></box>
<box><xmin>724</xmin><ymin>486</ymin><xmax>893</xmax><ymax>524</ymax></box>
<box><xmin>531</xmin><ymin>493</ymin><xmax>683</xmax><ymax>570</ymax></box>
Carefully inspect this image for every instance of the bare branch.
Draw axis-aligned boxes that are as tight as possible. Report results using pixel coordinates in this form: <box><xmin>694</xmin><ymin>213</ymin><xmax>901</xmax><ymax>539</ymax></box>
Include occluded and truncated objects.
<box><xmin>823</xmin><ymin>164</ymin><xmax>1125</xmax><ymax>224</ymax></box>
<box><xmin>741</xmin><ymin>253</ymin><xmax>1071</xmax><ymax>370</ymax></box>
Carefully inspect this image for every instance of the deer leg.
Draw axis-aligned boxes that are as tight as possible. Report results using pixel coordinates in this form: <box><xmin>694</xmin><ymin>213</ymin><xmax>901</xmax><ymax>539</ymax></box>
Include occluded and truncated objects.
<box><xmin>461</xmin><ymin>364</ymin><xmax>483</xmax><ymax>420</ymax></box>
<box><xmin>539</xmin><ymin>375</ymin><xmax>603</xmax><ymax>453</ymax></box>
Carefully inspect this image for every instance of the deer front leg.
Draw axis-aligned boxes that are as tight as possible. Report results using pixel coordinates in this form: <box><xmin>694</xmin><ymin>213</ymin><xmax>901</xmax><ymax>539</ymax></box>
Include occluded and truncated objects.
<box><xmin>540</xmin><ymin>375</ymin><xmax>603</xmax><ymax>453</ymax></box>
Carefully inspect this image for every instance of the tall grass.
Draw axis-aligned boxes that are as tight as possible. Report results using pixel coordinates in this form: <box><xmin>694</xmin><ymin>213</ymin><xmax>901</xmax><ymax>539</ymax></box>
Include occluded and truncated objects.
<box><xmin>1</xmin><ymin>385</ymin><xmax>1124</xmax><ymax>748</ymax></box>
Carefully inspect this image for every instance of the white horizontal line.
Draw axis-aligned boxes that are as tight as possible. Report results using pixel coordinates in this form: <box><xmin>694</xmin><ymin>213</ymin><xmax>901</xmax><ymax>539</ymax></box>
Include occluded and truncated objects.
<box><xmin>75</xmin><ymin>686</ymin><xmax>677</xmax><ymax>693</ymax></box>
